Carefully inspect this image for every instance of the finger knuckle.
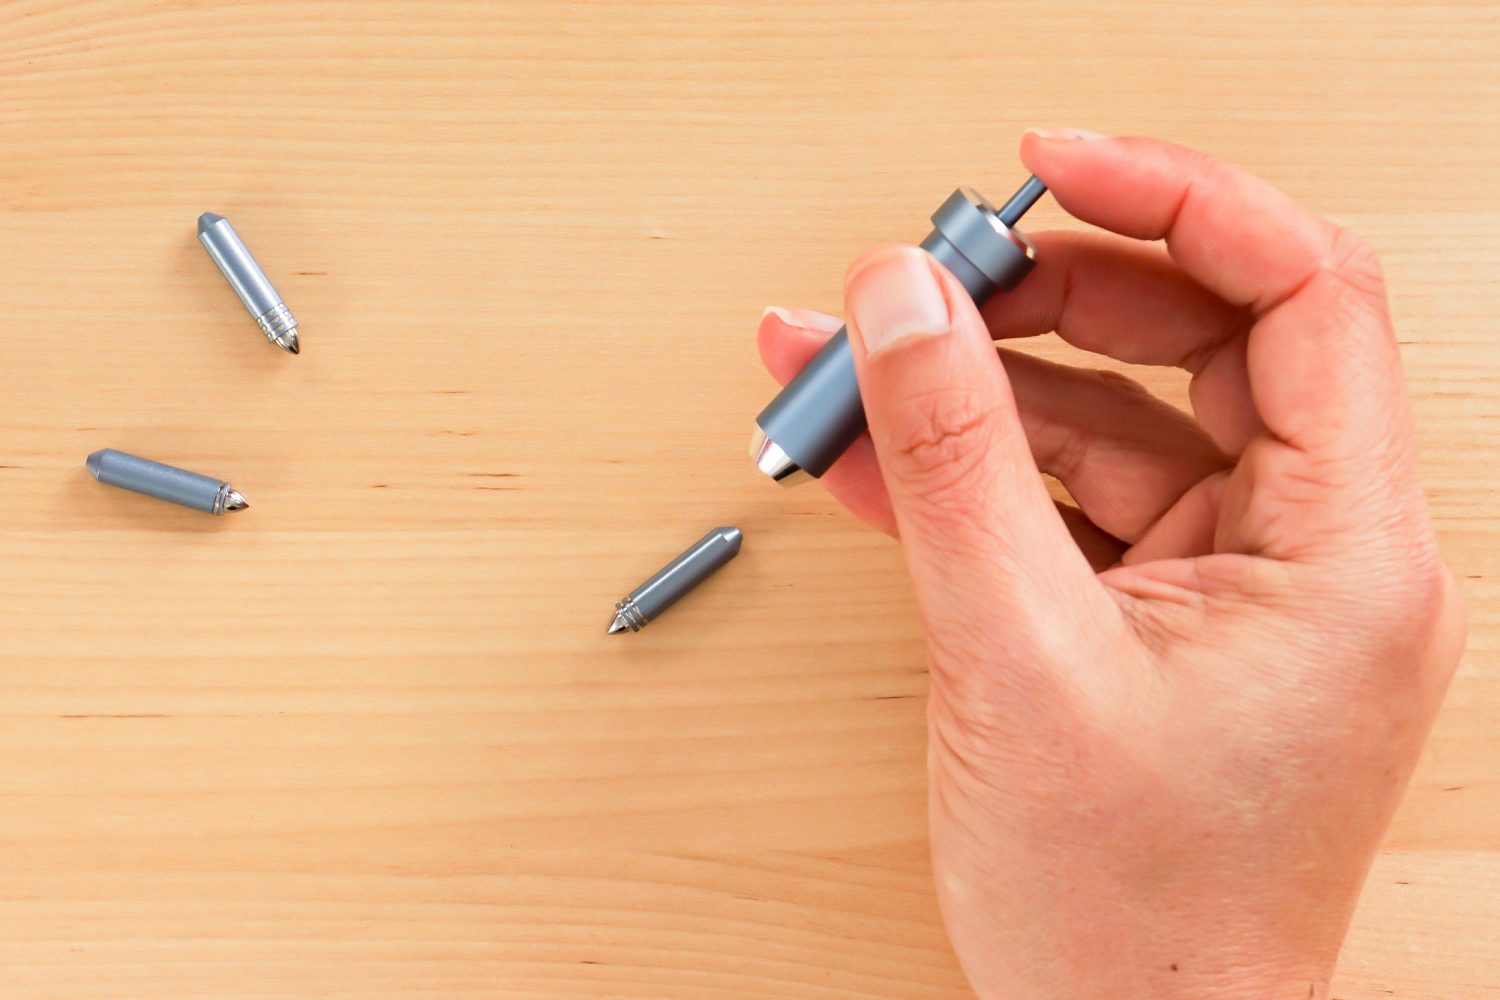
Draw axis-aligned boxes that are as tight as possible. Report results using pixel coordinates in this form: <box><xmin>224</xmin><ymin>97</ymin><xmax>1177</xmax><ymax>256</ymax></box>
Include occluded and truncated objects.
<box><xmin>1398</xmin><ymin>537</ymin><xmax>1458</xmax><ymax>618</ymax></box>
<box><xmin>1091</xmin><ymin>367</ymin><xmax>1149</xmax><ymax>395</ymax></box>
<box><xmin>884</xmin><ymin>388</ymin><xmax>1005</xmax><ymax>505</ymax></box>
<box><xmin>1320</xmin><ymin>541</ymin><xmax>1464</xmax><ymax>675</ymax></box>
<box><xmin>1038</xmin><ymin>369</ymin><xmax>1164</xmax><ymax>481</ymax></box>
<box><xmin>1091</xmin><ymin>368</ymin><xmax>1163</xmax><ymax>416</ymax></box>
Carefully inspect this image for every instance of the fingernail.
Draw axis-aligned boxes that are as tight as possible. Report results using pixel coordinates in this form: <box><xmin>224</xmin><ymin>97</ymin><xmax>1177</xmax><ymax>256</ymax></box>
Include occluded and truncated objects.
<box><xmin>1026</xmin><ymin>126</ymin><xmax>1108</xmax><ymax>141</ymax></box>
<box><xmin>762</xmin><ymin>305</ymin><xmax>842</xmax><ymax>333</ymax></box>
<box><xmin>847</xmin><ymin>247</ymin><xmax>951</xmax><ymax>357</ymax></box>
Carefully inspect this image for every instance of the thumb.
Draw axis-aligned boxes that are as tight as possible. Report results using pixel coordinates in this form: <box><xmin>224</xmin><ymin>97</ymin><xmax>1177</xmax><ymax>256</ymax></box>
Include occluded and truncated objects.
<box><xmin>845</xmin><ymin>245</ymin><xmax>1115</xmax><ymax>661</ymax></box>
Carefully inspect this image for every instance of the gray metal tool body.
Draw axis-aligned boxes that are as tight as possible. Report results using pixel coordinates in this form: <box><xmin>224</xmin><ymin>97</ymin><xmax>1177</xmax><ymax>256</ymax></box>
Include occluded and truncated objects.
<box><xmin>198</xmin><ymin>213</ymin><xmax>301</xmax><ymax>354</ymax></box>
<box><xmin>750</xmin><ymin>178</ymin><xmax>1046</xmax><ymax>482</ymax></box>
<box><xmin>86</xmin><ymin>449</ymin><xmax>248</xmax><ymax>515</ymax></box>
<box><xmin>609</xmin><ymin>527</ymin><xmax>743</xmax><ymax>633</ymax></box>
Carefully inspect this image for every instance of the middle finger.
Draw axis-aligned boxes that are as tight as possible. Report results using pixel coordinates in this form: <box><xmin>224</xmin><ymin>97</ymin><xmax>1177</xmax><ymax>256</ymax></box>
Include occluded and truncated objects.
<box><xmin>983</xmin><ymin>230</ymin><xmax>1265</xmax><ymax>453</ymax></box>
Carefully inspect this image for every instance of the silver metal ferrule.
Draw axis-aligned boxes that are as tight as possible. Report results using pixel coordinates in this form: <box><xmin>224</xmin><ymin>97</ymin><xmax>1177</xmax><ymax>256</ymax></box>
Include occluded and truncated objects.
<box><xmin>612</xmin><ymin>596</ymin><xmax>649</xmax><ymax>632</ymax></box>
<box><xmin>209</xmin><ymin>481</ymin><xmax>249</xmax><ymax>515</ymax></box>
<box><xmin>749</xmin><ymin>426</ymin><xmax>810</xmax><ymax>486</ymax></box>
<box><xmin>255</xmin><ymin>302</ymin><xmax>299</xmax><ymax>348</ymax></box>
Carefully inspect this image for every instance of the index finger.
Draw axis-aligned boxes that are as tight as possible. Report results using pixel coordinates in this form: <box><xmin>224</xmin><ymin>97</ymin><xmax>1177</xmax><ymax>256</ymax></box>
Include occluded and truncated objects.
<box><xmin>1020</xmin><ymin>130</ymin><xmax>1340</xmax><ymax>314</ymax></box>
<box><xmin>1019</xmin><ymin>132</ymin><xmax>1407</xmax><ymax>468</ymax></box>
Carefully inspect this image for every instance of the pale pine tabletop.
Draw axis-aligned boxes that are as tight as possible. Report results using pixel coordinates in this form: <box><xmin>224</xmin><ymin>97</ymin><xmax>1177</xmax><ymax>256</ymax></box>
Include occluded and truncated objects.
<box><xmin>0</xmin><ymin>2</ymin><xmax>1496</xmax><ymax>997</ymax></box>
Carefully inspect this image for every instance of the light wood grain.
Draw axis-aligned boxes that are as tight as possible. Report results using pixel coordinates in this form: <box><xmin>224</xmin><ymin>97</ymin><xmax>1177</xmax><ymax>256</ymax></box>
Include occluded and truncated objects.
<box><xmin>1</xmin><ymin>2</ymin><xmax>1497</xmax><ymax>997</ymax></box>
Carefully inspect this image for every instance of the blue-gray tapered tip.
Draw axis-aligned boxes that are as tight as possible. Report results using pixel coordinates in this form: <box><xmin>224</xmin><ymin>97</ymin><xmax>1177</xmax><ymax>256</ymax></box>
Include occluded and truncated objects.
<box><xmin>197</xmin><ymin>212</ymin><xmax>224</xmax><ymax>235</ymax></box>
<box><xmin>715</xmin><ymin>526</ymin><xmax>743</xmax><ymax>555</ymax></box>
<box><xmin>85</xmin><ymin>450</ymin><xmax>105</xmax><ymax>479</ymax></box>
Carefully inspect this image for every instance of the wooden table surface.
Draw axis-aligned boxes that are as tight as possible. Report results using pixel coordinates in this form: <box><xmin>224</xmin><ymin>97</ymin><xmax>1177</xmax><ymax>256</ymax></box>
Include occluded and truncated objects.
<box><xmin>2</xmin><ymin>2</ymin><xmax>1497</xmax><ymax>997</ymax></box>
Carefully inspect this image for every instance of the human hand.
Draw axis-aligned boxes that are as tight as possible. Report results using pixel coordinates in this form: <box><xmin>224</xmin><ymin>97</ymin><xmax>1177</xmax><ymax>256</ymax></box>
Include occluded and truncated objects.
<box><xmin>756</xmin><ymin>132</ymin><xmax>1465</xmax><ymax>999</ymax></box>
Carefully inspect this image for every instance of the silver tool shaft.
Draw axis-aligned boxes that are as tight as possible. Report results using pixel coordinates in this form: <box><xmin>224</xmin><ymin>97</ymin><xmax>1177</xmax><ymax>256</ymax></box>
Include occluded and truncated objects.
<box><xmin>198</xmin><ymin>212</ymin><xmax>301</xmax><ymax>354</ymax></box>
<box><xmin>86</xmin><ymin>449</ymin><xmax>248</xmax><ymax>515</ymax></box>
<box><xmin>609</xmin><ymin>527</ymin><xmax>743</xmax><ymax>634</ymax></box>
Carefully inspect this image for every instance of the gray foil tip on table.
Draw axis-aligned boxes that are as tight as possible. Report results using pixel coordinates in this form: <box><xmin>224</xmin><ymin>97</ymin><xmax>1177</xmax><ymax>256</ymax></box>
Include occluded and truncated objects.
<box><xmin>87</xmin><ymin>449</ymin><xmax>248</xmax><ymax>515</ymax></box>
<box><xmin>608</xmin><ymin>526</ymin><xmax>744</xmax><ymax>634</ymax></box>
<box><xmin>197</xmin><ymin>212</ymin><xmax>301</xmax><ymax>355</ymax></box>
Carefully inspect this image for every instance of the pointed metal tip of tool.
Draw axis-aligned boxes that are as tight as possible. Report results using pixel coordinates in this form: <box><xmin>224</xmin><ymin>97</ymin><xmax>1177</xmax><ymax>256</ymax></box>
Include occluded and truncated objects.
<box><xmin>607</xmin><ymin>614</ymin><xmax>629</xmax><ymax>635</ymax></box>
<box><xmin>714</xmin><ymin>526</ymin><xmax>744</xmax><ymax>554</ymax></box>
<box><xmin>280</xmin><ymin>331</ymin><xmax>301</xmax><ymax>355</ymax></box>
<box><xmin>749</xmin><ymin>426</ymin><xmax>810</xmax><ymax>486</ymax></box>
<box><xmin>223</xmin><ymin>490</ymin><xmax>249</xmax><ymax>512</ymax></box>
<box><xmin>197</xmin><ymin>212</ymin><xmax>224</xmax><ymax>235</ymax></box>
<box><xmin>85</xmin><ymin>450</ymin><xmax>105</xmax><ymax>479</ymax></box>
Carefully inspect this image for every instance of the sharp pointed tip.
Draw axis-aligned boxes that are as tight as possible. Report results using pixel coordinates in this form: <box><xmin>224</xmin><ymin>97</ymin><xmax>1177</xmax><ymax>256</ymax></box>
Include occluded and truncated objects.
<box><xmin>607</xmin><ymin>615</ymin><xmax>629</xmax><ymax>635</ymax></box>
<box><xmin>281</xmin><ymin>332</ymin><xmax>301</xmax><ymax>355</ymax></box>
<box><xmin>85</xmin><ymin>450</ymin><xmax>105</xmax><ymax>478</ymax></box>
<box><xmin>223</xmin><ymin>490</ymin><xmax>249</xmax><ymax>512</ymax></box>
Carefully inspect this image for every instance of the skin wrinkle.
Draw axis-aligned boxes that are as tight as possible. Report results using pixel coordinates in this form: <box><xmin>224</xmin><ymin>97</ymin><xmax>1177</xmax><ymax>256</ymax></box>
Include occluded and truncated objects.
<box><xmin>1247</xmin><ymin>293</ymin><xmax>1391</xmax><ymax>457</ymax></box>
<box><xmin>1186</xmin><ymin>335</ymin><xmax>1265</xmax><ymax>455</ymax></box>
<box><xmin>1004</xmin><ymin>353</ymin><xmax>1231</xmax><ymax>544</ymax></box>
<box><xmin>1161</xmin><ymin>169</ymin><xmax>1201</xmax><ymax>282</ymax></box>
<box><xmin>1045</xmin><ymin>371</ymin><xmax>1166</xmax><ymax>487</ymax></box>
<box><xmin>1055</xmin><ymin>501</ymin><xmax>1128</xmax><ymax>570</ymax></box>
<box><xmin>1181</xmin><ymin>309</ymin><xmax>1254</xmax><ymax>377</ymax></box>
<box><xmin>1070</xmin><ymin>368</ymin><xmax>1227</xmax><ymax>535</ymax></box>
<box><xmin>1057</xmin><ymin>231</ymin><xmax>1077</xmax><ymax>332</ymax></box>
<box><xmin>1322</xmin><ymin>227</ymin><xmax>1388</xmax><ymax>301</ymax></box>
<box><xmin>935</xmin><ymin>687</ymin><xmax>1112</xmax><ymax>823</ymax></box>
<box><xmin>1121</xmin><ymin>471</ymin><xmax>1230</xmax><ymax>566</ymax></box>
<box><xmin>987</xmin><ymin>231</ymin><xmax>1246</xmax><ymax>369</ymax></box>
<box><xmin>1036</xmin><ymin>395</ymin><xmax>1092</xmax><ymax>485</ymax></box>
<box><xmin>886</xmin><ymin>387</ymin><xmax>1011</xmax><ymax>503</ymax></box>
<box><xmin>1232</xmin><ymin>445</ymin><xmax>1335</xmax><ymax>562</ymax></box>
<box><xmin>1112</xmin><ymin>590</ymin><xmax>1201</xmax><ymax>656</ymax></box>
<box><xmin>926</xmin><ymin>589</ymin><xmax>1136</xmax><ymax>739</ymax></box>
<box><xmin>1102</xmin><ymin>560</ymin><xmax>1212</xmax><ymax>608</ymax></box>
<box><xmin>1165</xmin><ymin>157</ymin><xmax>1330</xmax><ymax>318</ymax></box>
<box><xmin>927</xmin><ymin>705</ymin><xmax>1000</xmax><ymax>814</ymax></box>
